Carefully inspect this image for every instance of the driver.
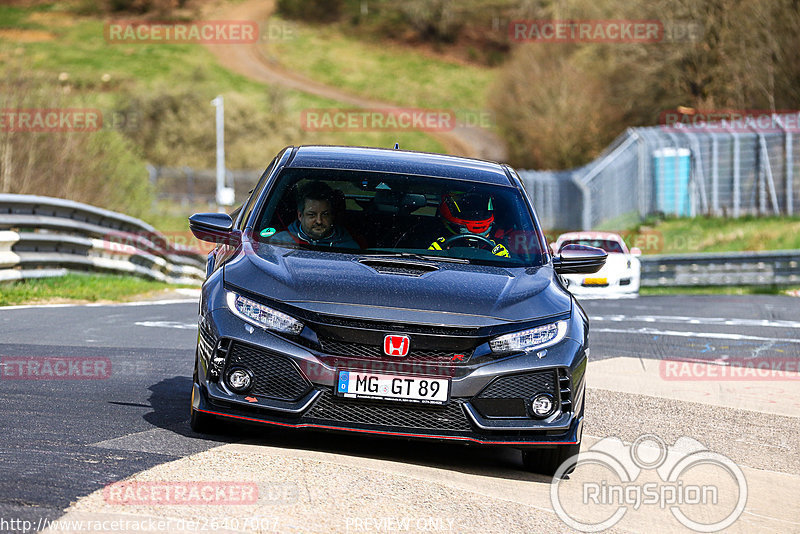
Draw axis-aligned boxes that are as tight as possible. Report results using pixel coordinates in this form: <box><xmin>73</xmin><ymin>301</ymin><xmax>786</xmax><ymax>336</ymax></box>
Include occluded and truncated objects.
<box><xmin>427</xmin><ymin>192</ymin><xmax>510</xmax><ymax>258</ymax></box>
<box><xmin>271</xmin><ymin>181</ymin><xmax>359</xmax><ymax>248</ymax></box>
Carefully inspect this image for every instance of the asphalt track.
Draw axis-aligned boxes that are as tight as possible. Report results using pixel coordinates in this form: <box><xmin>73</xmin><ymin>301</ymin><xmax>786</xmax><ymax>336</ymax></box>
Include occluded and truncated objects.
<box><xmin>0</xmin><ymin>294</ymin><xmax>798</xmax><ymax>533</ymax></box>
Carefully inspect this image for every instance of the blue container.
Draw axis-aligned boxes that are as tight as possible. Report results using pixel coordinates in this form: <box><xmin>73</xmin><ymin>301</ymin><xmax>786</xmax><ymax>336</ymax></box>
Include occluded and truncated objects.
<box><xmin>653</xmin><ymin>148</ymin><xmax>691</xmax><ymax>216</ymax></box>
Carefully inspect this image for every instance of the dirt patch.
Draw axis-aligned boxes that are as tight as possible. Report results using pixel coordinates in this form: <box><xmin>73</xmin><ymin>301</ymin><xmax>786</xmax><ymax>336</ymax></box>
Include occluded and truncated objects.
<box><xmin>27</xmin><ymin>11</ymin><xmax>76</xmax><ymax>28</ymax></box>
<box><xmin>0</xmin><ymin>28</ymin><xmax>55</xmax><ymax>42</ymax></box>
<box><xmin>203</xmin><ymin>0</ymin><xmax>506</xmax><ymax>161</ymax></box>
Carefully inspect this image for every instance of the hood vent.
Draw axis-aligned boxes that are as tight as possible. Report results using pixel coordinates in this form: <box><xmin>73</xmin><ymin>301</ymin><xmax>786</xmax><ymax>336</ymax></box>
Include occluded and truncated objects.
<box><xmin>358</xmin><ymin>259</ymin><xmax>439</xmax><ymax>277</ymax></box>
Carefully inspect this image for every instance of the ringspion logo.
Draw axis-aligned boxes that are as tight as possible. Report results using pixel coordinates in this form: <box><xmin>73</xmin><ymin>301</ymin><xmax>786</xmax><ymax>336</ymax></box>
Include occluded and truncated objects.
<box><xmin>551</xmin><ymin>434</ymin><xmax>747</xmax><ymax>532</ymax></box>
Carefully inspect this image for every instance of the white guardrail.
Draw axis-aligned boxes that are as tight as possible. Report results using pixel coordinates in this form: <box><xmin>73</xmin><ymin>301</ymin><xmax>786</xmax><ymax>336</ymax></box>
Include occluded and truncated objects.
<box><xmin>1</xmin><ymin>194</ymin><xmax>797</xmax><ymax>288</ymax></box>
<box><xmin>640</xmin><ymin>250</ymin><xmax>800</xmax><ymax>287</ymax></box>
<box><xmin>0</xmin><ymin>194</ymin><xmax>205</xmax><ymax>285</ymax></box>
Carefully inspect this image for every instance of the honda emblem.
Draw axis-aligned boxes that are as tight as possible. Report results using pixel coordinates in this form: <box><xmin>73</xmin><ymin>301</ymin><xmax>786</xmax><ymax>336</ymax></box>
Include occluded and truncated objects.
<box><xmin>383</xmin><ymin>334</ymin><xmax>410</xmax><ymax>357</ymax></box>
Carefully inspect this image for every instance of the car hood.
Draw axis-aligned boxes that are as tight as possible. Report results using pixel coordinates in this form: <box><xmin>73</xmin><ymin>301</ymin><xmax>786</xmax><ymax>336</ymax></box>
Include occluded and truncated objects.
<box><xmin>223</xmin><ymin>245</ymin><xmax>571</xmax><ymax>328</ymax></box>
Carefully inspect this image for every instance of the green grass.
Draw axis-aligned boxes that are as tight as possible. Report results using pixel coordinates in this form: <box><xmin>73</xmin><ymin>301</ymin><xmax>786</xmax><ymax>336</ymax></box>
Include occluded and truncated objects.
<box><xmin>0</xmin><ymin>4</ymin><xmax>445</xmax><ymax>160</ymax></box>
<box><xmin>0</xmin><ymin>273</ymin><xmax>191</xmax><ymax>306</ymax></box>
<box><xmin>263</xmin><ymin>16</ymin><xmax>495</xmax><ymax>112</ymax></box>
<box><xmin>640</xmin><ymin>285</ymin><xmax>800</xmax><ymax>296</ymax></box>
<box><xmin>628</xmin><ymin>216</ymin><xmax>800</xmax><ymax>255</ymax></box>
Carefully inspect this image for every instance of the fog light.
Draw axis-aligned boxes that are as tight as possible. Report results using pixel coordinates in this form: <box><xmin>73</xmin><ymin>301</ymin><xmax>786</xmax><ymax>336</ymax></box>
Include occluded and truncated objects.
<box><xmin>530</xmin><ymin>393</ymin><xmax>556</xmax><ymax>418</ymax></box>
<box><xmin>226</xmin><ymin>368</ymin><xmax>253</xmax><ymax>393</ymax></box>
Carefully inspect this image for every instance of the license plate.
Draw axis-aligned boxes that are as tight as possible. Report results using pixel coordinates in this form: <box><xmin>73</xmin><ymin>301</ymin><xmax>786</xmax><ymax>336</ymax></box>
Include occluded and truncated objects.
<box><xmin>583</xmin><ymin>277</ymin><xmax>608</xmax><ymax>285</ymax></box>
<box><xmin>335</xmin><ymin>371</ymin><xmax>450</xmax><ymax>405</ymax></box>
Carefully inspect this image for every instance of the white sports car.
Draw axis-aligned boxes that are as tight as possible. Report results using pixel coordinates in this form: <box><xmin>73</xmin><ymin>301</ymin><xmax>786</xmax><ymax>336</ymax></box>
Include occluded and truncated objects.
<box><xmin>552</xmin><ymin>232</ymin><xmax>641</xmax><ymax>295</ymax></box>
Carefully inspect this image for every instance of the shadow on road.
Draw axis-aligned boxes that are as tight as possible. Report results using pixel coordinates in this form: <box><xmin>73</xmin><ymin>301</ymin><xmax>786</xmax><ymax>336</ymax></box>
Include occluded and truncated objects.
<box><xmin>145</xmin><ymin>377</ymin><xmax>549</xmax><ymax>483</ymax></box>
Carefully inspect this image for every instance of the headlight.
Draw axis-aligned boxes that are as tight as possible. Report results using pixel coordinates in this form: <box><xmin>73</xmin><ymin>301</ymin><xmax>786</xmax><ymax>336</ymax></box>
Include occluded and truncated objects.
<box><xmin>489</xmin><ymin>320</ymin><xmax>568</xmax><ymax>354</ymax></box>
<box><xmin>226</xmin><ymin>292</ymin><xmax>304</xmax><ymax>335</ymax></box>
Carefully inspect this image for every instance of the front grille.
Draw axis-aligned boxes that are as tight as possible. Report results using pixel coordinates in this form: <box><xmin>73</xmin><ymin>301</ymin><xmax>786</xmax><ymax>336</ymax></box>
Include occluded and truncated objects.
<box><xmin>319</xmin><ymin>339</ymin><xmax>472</xmax><ymax>364</ymax></box>
<box><xmin>477</xmin><ymin>371</ymin><xmax>557</xmax><ymax>399</ymax></box>
<box><xmin>311</xmin><ymin>315</ymin><xmax>478</xmax><ymax>336</ymax></box>
<box><xmin>198</xmin><ymin>323</ymin><xmax>216</xmax><ymax>361</ymax></box>
<box><xmin>224</xmin><ymin>342</ymin><xmax>311</xmax><ymax>401</ymax></box>
<box><xmin>473</xmin><ymin>370</ymin><xmax>558</xmax><ymax>418</ymax></box>
<box><xmin>305</xmin><ymin>388</ymin><xmax>472</xmax><ymax>432</ymax></box>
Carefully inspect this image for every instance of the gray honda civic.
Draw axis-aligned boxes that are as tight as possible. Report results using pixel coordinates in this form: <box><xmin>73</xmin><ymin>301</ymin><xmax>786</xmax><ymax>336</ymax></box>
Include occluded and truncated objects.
<box><xmin>189</xmin><ymin>145</ymin><xmax>605</xmax><ymax>476</ymax></box>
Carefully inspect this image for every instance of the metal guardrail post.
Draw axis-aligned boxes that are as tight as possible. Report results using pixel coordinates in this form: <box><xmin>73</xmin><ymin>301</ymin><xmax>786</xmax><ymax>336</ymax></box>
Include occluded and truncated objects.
<box><xmin>711</xmin><ymin>134</ymin><xmax>720</xmax><ymax>215</ymax></box>
<box><xmin>776</xmin><ymin>115</ymin><xmax>793</xmax><ymax>215</ymax></box>
<box><xmin>636</xmin><ymin>130</ymin><xmax>649</xmax><ymax>219</ymax></box>
<box><xmin>788</xmin><ymin>131</ymin><xmax>794</xmax><ymax>216</ymax></box>
<box><xmin>731</xmin><ymin>128</ymin><xmax>741</xmax><ymax>217</ymax></box>
<box><xmin>579</xmin><ymin>180</ymin><xmax>592</xmax><ymax>231</ymax></box>
<box><xmin>757</xmin><ymin>133</ymin><xmax>781</xmax><ymax>215</ymax></box>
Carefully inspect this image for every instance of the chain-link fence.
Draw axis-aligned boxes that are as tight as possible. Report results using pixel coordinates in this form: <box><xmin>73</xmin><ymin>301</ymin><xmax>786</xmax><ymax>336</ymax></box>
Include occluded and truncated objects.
<box><xmin>151</xmin><ymin>113</ymin><xmax>799</xmax><ymax>230</ymax></box>
<box><xmin>519</xmin><ymin>113</ymin><xmax>800</xmax><ymax>230</ymax></box>
<box><xmin>147</xmin><ymin>165</ymin><xmax>263</xmax><ymax>206</ymax></box>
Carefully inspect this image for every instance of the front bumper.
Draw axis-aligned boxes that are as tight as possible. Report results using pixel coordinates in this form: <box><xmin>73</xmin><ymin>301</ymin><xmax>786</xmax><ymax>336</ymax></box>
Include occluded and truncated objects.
<box><xmin>562</xmin><ymin>273</ymin><xmax>640</xmax><ymax>295</ymax></box>
<box><xmin>194</xmin><ymin>304</ymin><xmax>587</xmax><ymax>447</ymax></box>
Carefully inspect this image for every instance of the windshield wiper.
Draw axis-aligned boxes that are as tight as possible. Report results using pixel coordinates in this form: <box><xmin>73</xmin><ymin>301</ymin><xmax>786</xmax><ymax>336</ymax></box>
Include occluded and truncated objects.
<box><xmin>359</xmin><ymin>252</ymin><xmax>470</xmax><ymax>264</ymax></box>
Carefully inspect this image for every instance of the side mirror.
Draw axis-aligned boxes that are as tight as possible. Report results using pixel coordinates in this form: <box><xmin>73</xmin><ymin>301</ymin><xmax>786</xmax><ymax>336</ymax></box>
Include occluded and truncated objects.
<box><xmin>553</xmin><ymin>244</ymin><xmax>607</xmax><ymax>274</ymax></box>
<box><xmin>188</xmin><ymin>213</ymin><xmax>240</xmax><ymax>246</ymax></box>
<box><xmin>630</xmin><ymin>247</ymin><xmax>642</xmax><ymax>256</ymax></box>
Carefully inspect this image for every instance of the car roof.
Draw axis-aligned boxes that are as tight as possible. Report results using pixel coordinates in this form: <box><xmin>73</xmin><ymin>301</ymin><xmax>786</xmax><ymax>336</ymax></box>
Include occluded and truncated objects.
<box><xmin>554</xmin><ymin>231</ymin><xmax>629</xmax><ymax>253</ymax></box>
<box><xmin>555</xmin><ymin>231</ymin><xmax>625</xmax><ymax>243</ymax></box>
<box><xmin>286</xmin><ymin>145</ymin><xmax>515</xmax><ymax>186</ymax></box>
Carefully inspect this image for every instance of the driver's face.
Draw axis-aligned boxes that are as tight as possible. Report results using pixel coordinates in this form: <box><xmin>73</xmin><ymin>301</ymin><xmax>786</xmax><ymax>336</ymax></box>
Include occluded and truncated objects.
<box><xmin>298</xmin><ymin>198</ymin><xmax>334</xmax><ymax>240</ymax></box>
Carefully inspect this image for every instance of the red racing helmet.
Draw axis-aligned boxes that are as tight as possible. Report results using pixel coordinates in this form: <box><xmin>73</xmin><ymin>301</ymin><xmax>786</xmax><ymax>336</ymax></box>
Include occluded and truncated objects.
<box><xmin>440</xmin><ymin>192</ymin><xmax>495</xmax><ymax>236</ymax></box>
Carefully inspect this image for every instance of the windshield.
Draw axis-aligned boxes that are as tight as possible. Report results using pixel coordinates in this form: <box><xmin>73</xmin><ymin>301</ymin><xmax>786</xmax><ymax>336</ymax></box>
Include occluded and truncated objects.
<box><xmin>253</xmin><ymin>168</ymin><xmax>544</xmax><ymax>267</ymax></box>
<box><xmin>559</xmin><ymin>239</ymin><xmax>625</xmax><ymax>254</ymax></box>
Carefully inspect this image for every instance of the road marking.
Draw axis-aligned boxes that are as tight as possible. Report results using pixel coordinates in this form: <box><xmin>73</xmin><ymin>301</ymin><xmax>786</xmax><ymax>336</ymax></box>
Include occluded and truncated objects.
<box><xmin>134</xmin><ymin>321</ymin><xmax>197</xmax><ymax>330</ymax></box>
<box><xmin>593</xmin><ymin>327</ymin><xmax>800</xmax><ymax>343</ymax></box>
<box><xmin>591</xmin><ymin>314</ymin><xmax>800</xmax><ymax>329</ymax></box>
<box><xmin>0</xmin><ymin>298</ymin><xmax>197</xmax><ymax>311</ymax></box>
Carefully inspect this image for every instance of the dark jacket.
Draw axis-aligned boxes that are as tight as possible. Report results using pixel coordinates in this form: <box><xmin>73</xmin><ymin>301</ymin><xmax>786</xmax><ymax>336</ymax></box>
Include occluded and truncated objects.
<box><xmin>270</xmin><ymin>220</ymin><xmax>360</xmax><ymax>249</ymax></box>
